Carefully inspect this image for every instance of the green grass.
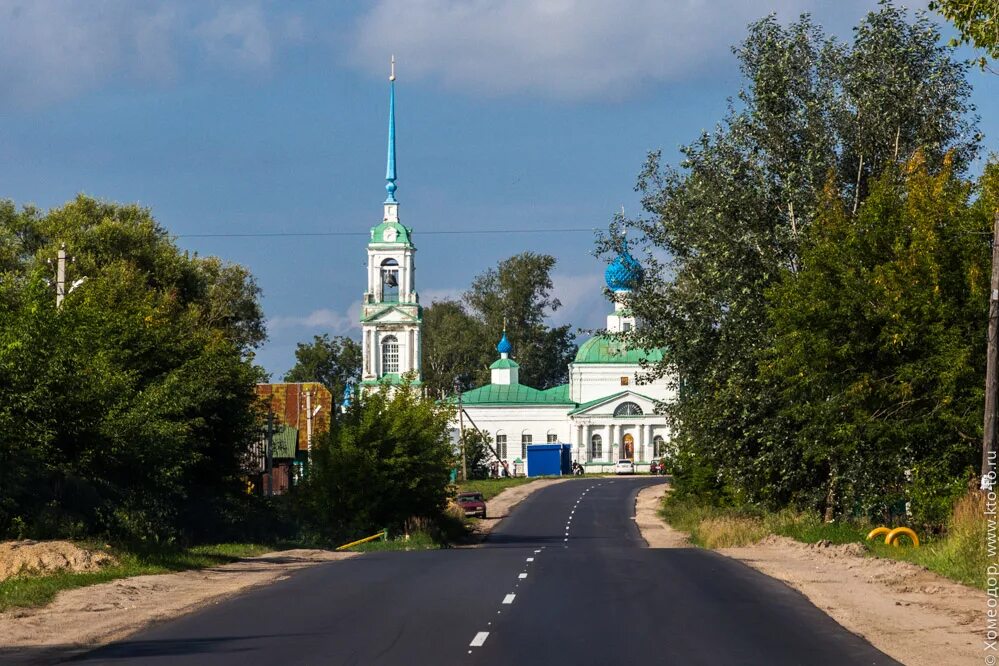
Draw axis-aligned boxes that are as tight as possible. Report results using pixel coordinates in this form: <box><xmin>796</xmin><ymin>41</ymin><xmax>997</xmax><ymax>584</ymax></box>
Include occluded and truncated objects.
<box><xmin>0</xmin><ymin>542</ymin><xmax>274</xmax><ymax>612</ymax></box>
<box><xmin>457</xmin><ymin>476</ymin><xmax>535</xmax><ymax>500</ymax></box>
<box><xmin>659</xmin><ymin>493</ymin><xmax>988</xmax><ymax>589</ymax></box>
<box><xmin>349</xmin><ymin>530</ymin><xmax>439</xmax><ymax>552</ymax></box>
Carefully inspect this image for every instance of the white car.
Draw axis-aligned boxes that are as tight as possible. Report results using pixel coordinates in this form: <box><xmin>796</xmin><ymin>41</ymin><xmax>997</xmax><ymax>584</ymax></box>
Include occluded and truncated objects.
<box><xmin>614</xmin><ymin>459</ymin><xmax>635</xmax><ymax>475</ymax></box>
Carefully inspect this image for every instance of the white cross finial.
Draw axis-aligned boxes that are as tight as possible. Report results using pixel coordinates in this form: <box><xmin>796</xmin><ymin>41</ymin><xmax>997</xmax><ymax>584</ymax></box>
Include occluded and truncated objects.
<box><xmin>390</xmin><ymin>55</ymin><xmax>396</xmax><ymax>82</ymax></box>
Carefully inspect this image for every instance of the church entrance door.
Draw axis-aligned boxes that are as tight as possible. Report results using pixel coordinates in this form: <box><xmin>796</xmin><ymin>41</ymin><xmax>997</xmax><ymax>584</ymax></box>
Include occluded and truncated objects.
<box><xmin>623</xmin><ymin>433</ymin><xmax>634</xmax><ymax>460</ymax></box>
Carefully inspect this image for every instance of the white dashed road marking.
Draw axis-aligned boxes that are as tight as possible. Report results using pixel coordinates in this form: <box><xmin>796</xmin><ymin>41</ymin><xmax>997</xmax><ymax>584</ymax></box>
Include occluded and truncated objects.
<box><xmin>519</xmin><ymin>572</ymin><xmax>528</xmax><ymax>579</ymax></box>
<box><xmin>526</xmin><ymin>557</ymin><xmax>534</xmax><ymax>562</ymax></box>
<box><xmin>470</xmin><ymin>632</ymin><xmax>489</xmax><ymax>647</ymax></box>
<box><xmin>503</xmin><ymin>594</ymin><xmax>516</xmax><ymax>604</ymax></box>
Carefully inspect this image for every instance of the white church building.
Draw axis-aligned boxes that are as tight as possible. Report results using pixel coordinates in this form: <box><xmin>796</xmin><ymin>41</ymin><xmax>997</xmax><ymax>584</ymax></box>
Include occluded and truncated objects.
<box><xmin>357</xmin><ymin>62</ymin><xmax>674</xmax><ymax>473</ymax></box>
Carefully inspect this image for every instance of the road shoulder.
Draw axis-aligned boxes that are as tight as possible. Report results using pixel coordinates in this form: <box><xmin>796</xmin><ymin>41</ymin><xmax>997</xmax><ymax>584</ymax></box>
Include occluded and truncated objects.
<box><xmin>0</xmin><ymin>549</ymin><xmax>355</xmax><ymax>662</ymax></box>
<box><xmin>635</xmin><ymin>484</ymin><xmax>982</xmax><ymax>666</ymax></box>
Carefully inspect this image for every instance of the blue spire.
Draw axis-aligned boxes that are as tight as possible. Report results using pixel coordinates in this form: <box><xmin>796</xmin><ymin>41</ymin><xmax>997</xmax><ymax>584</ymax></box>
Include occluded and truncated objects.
<box><xmin>384</xmin><ymin>56</ymin><xmax>398</xmax><ymax>204</ymax></box>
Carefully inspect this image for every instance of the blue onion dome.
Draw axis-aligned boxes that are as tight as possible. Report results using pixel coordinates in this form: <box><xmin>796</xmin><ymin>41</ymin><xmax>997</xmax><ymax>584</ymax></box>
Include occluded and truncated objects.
<box><xmin>497</xmin><ymin>331</ymin><xmax>512</xmax><ymax>355</ymax></box>
<box><xmin>605</xmin><ymin>248</ymin><xmax>643</xmax><ymax>292</ymax></box>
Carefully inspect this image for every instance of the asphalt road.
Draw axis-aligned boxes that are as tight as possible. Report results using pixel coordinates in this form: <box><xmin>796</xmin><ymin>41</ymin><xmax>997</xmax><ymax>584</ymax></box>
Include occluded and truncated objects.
<box><xmin>68</xmin><ymin>478</ymin><xmax>897</xmax><ymax>665</ymax></box>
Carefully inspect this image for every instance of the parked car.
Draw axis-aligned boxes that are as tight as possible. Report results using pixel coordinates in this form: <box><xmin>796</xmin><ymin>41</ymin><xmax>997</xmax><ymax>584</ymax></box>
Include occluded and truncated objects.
<box><xmin>614</xmin><ymin>459</ymin><xmax>635</xmax><ymax>475</ymax></box>
<box><xmin>456</xmin><ymin>491</ymin><xmax>487</xmax><ymax>518</ymax></box>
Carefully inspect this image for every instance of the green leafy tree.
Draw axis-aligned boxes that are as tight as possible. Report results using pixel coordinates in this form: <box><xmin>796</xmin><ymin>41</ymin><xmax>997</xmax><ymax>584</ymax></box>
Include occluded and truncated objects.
<box><xmin>422</xmin><ymin>253</ymin><xmax>578</xmax><ymax>394</ymax></box>
<box><xmin>284</xmin><ymin>334</ymin><xmax>362</xmax><ymax>409</ymax></box>
<box><xmin>459</xmin><ymin>428</ymin><xmax>494</xmax><ymax>480</ymax></box>
<box><xmin>300</xmin><ymin>383</ymin><xmax>456</xmax><ymax>542</ymax></box>
<box><xmin>930</xmin><ymin>0</ymin><xmax>999</xmax><ymax>63</ymax></box>
<box><xmin>614</xmin><ymin>4</ymin><xmax>979</xmax><ymax>507</ymax></box>
<box><xmin>422</xmin><ymin>299</ymin><xmax>486</xmax><ymax>398</ymax></box>
<box><xmin>465</xmin><ymin>252</ymin><xmax>576</xmax><ymax>389</ymax></box>
<box><xmin>764</xmin><ymin>156</ymin><xmax>992</xmax><ymax>524</ymax></box>
<box><xmin>0</xmin><ymin>196</ymin><xmax>266</xmax><ymax>542</ymax></box>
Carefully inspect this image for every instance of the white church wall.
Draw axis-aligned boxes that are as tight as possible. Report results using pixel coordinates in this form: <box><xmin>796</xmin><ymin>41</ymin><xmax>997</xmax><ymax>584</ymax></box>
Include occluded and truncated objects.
<box><xmin>460</xmin><ymin>404</ymin><xmax>573</xmax><ymax>475</ymax></box>
<box><xmin>570</xmin><ymin>363</ymin><xmax>675</xmax><ymax>404</ymax></box>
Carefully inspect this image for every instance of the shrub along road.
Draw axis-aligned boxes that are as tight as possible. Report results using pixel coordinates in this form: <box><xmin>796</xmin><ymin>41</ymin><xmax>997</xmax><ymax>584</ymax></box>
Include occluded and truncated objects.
<box><xmin>63</xmin><ymin>478</ymin><xmax>895</xmax><ymax>665</ymax></box>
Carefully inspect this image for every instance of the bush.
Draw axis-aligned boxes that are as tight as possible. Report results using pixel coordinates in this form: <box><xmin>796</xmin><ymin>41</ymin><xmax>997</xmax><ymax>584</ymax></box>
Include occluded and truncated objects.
<box><xmin>297</xmin><ymin>382</ymin><xmax>456</xmax><ymax>545</ymax></box>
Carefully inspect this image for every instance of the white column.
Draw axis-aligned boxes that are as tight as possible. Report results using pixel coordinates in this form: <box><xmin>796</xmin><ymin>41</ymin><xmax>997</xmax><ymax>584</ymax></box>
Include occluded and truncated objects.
<box><xmin>400</xmin><ymin>253</ymin><xmax>408</xmax><ymax>301</ymax></box>
<box><xmin>644</xmin><ymin>424</ymin><xmax>651</xmax><ymax>460</ymax></box>
<box><xmin>608</xmin><ymin>423</ymin><xmax>616</xmax><ymax>462</ymax></box>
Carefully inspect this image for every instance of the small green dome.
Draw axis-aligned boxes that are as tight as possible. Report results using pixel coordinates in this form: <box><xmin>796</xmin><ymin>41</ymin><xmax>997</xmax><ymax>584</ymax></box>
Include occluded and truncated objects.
<box><xmin>370</xmin><ymin>221</ymin><xmax>412</xmax><ymax>245</ymax></box>
<box><xmin>574</xmin><ymin>335</ymin><xmax>664</xmax><ymax>365</ymax></box>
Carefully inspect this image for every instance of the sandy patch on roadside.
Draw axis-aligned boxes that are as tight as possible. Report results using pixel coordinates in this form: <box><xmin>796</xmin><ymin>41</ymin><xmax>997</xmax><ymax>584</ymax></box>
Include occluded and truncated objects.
<box><xmin>0</xmin><ymin>541</ymin><xmax>116</xmax><ymax>581</ymax></box>
<box><xmin>634</xmin><ymin>482</ymin><xmax>688</xmax><ymax>548</ymax></box>
<box><xmin>470</xmin><ymin>478</ymin><xmax>571</xmax><ymax>543</ymax></box>
<box><xmin>0</xmin><ymin>549</ymin><xmax>355</xmax><ymax>663</ymax></box>
<box><xmin>634</xmin><ymin>486</ymin><xmax>983</xmax><ymax>666</ymax></box>
<box><xmin>719</xmin><ymin>537</ymin><xmax>981</xmax><ymax>666</ymax></box>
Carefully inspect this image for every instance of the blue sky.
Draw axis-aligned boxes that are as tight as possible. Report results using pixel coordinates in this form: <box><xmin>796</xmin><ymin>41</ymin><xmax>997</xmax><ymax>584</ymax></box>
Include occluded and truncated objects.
<box><xmin>0</xmin><ymin>0</ymin><xmax>995</xmax><ymax>378</ymax></box>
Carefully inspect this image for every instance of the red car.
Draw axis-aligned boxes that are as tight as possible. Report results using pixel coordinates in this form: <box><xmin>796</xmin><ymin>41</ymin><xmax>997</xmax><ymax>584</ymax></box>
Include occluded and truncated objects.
<box><xmin>456</xmin><ymin>492</ymin><xmax>487</xmax><ymax>518</ymax></box>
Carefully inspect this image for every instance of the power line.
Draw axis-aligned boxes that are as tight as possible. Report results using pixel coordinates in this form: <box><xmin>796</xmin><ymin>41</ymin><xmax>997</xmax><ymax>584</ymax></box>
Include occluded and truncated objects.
<box><xmin>176</xmin><ymin>227</ymin><xmax>599</xmax><ymax>239</ymax></box>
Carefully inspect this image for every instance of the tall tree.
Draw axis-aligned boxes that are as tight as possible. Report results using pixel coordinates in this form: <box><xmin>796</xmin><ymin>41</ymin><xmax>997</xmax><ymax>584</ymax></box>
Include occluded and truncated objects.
<box><xmin>465</xmin><ymin>252</ymin><xmax>576</xmax><ymax>389</ymax></box>
<box><xmin>421</xmin><ymin>299</ymin><xmax>486</xmax><ymax>398</ymax></box>
<box><xmin>764</xmin><ymin>156</ymin><xmax>993</xmax><ymax>524</ymax></box>
<box><xmin>614</xmin><ymin>4</ymin><xmax>979</xmax><ymax>506</ymax></box>
<box><xmin>284</xmin><ymin>334</ymin><xmax>362</xmax><ymax>409</ymax></box>
<box><xmin>0</xmin><ymin>195</ymin><xmax>266</xmax><ymax>542</ymax></box>
<box><xmin>930</xmin><ymin>0</ymin><xmax>999</xmax><ymax>62</ymax></box>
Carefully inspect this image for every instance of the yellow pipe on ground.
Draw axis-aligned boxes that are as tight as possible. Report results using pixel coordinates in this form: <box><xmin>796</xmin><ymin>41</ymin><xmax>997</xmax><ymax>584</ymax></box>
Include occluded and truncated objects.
<box><xmin>336</xmin><ymin>531</ymin><xmax>387</xmax><ymax>551</ymax></box>
<box><xmin>885</xmin><ymin>526</ymin><xmax>919</xmax><ymax>548</ymax></box>
<box><xmin>866</xmin><ymin>526</ymin><xmax>891</xmax><ymax>541</ymax></box>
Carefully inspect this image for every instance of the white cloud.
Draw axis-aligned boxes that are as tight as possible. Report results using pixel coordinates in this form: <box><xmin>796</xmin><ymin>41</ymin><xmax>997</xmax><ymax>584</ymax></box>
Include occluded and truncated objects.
<box><xmin>195</xmin><ymin>3</ymin><xmax>274</xmax><ymax>72</ymax></box>
<box><xmin>268</xmin><ymin>301</ymin><xmax>362</xmax><ymax>334</ymax></box>
<box><xmin>0</xmin><ymin>1</ymin><xmax>302</xmax><ymax>108</ymax></box>
<box><xmin>550</xmin><ymin>271</ymin><xmax>605</xmax><ymax>331</ymax></box>
<box><xmin>349</xmin><ymin>0</ymin><xmax>924</xmax><ymax>100</ymax></box>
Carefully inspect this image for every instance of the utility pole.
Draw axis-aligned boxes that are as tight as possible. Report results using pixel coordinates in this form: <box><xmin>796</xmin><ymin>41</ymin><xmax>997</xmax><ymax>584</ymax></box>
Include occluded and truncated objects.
<box><xmin>265</xmin><ymin>410</ymin><xmax>275</xmax><ymax>497</ymax></box>
<box><xmin>456</xmin><ymin>379</ymin><xmax>467</xmax><ymax>481</ymax></box>
<box><xmin>305</xmin><ymin>387</ymin><xmax>322</xmax><ymax>466</ymax></box>
<box><xmin>55</xmin><ymin>245</ymin><xmax>67</xmax><ymax>307</ymax></box>
<box><xmin>984</xmin><ymin>211</ymin><xmax>999</xmax><ymax>491</ymax></box>
<box><xmin>48</xmin><ymin>243</ymin><xmax>85</xmax><ymax>308</ymax></box>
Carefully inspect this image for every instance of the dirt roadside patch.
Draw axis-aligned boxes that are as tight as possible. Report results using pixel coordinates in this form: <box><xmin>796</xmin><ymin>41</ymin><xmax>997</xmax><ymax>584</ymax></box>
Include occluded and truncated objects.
<box><xmin>468</xmin><ymin>478</ymin><xmax>570</xmax><ymax>544</ymax></box>
<box><xmin>635</xmin><ymin>482</ymin><xmax>688</xmax><ymax>548</ymax></box>
<box><xmin>0</xmin><ymin>549</ymin><xmax>355</xmax><ymax>663</ymax></box>
<box><xmin>634</xmin><ymin>484</ymin><xmax>982</xmax><ymax>666</ymax></box>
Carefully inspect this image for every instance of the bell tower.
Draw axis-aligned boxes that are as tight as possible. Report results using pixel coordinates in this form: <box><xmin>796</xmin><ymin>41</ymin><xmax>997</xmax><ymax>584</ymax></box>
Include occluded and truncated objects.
<box><xmin>360</xmin><ymin>57</ymin><xmax>422</xmax><ymax>388</ymax></box>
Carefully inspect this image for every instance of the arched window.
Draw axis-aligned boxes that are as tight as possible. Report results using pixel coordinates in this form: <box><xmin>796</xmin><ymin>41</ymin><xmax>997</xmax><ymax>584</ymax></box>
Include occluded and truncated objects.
<box><xmin>653</xmin><ymin>435</ymin><xmax>665</xmax><ymax>457</ymax></box>
<box><xmin>381</xmin><ymin>335</ymin><xmax>399</xmax><ymax>374</ymax></box>
<box><xmin>380</xmin><ymin>258</ymin><xmax>399</xmax><ymax>302</ymax></box>
<box><xmin>521</xmin><ymin>431</ymin><xmax>532</xmax><ymax>459</ymax></box>
<box><xmin>495</xmin><ymin>431</ymin><xmax>507</xmax><ymax>459</ymax></box>
<box><xmin>614</xmin><ymin>401</ymin><xmax>643</xmax><ymax>417</ymax></box>
<box><xmin>590</xmin><ymin>434</ymin><xmax>603</xmax><ymax>459</ymax></box>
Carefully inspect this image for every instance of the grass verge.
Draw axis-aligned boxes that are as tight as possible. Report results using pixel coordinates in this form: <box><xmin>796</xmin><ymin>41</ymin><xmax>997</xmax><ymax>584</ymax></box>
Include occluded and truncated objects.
<box><xmin>0</xmin><ymin>542</ymin><xmax>274</xmax><ymax>612</ymax></box>
<box><xmin>659</xmin><ymin>492</ymin><xmax>987</xmax><ymax>589</ymax></box>
<box><xmin>457</xmin><ymin>476</ymin><xmax>535</xmax><ymax>500</ymax></box>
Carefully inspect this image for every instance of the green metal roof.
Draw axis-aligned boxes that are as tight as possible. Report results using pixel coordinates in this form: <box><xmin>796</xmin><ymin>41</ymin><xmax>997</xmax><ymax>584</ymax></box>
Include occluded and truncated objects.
<box><xmin>361</xmin><ymin>373</ymin><xmax>423</xmax><ymax>386</ymax></box>
<box><xmin>489</xmin><ymin>358</ymin><xmax>520</xmax><ymax>370</ymax></box>
<box><xmin>369</xmin><ymin>221</ymin><xmax>413</xmax><ymax>246</ymax></box>
<box><xmin>459</xmin><ymin>382</ymin><xmax>575</xmax><ymax>406</ymax></box>
<box><xmin>573</xmin><ymin>335</ymin><xmax>664</xmax><ymax>365</ymax></box>
<box><xmin>271</xmin><ymin>425</ymin><xmax>299</xmax><ymax>458</ymax></box>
